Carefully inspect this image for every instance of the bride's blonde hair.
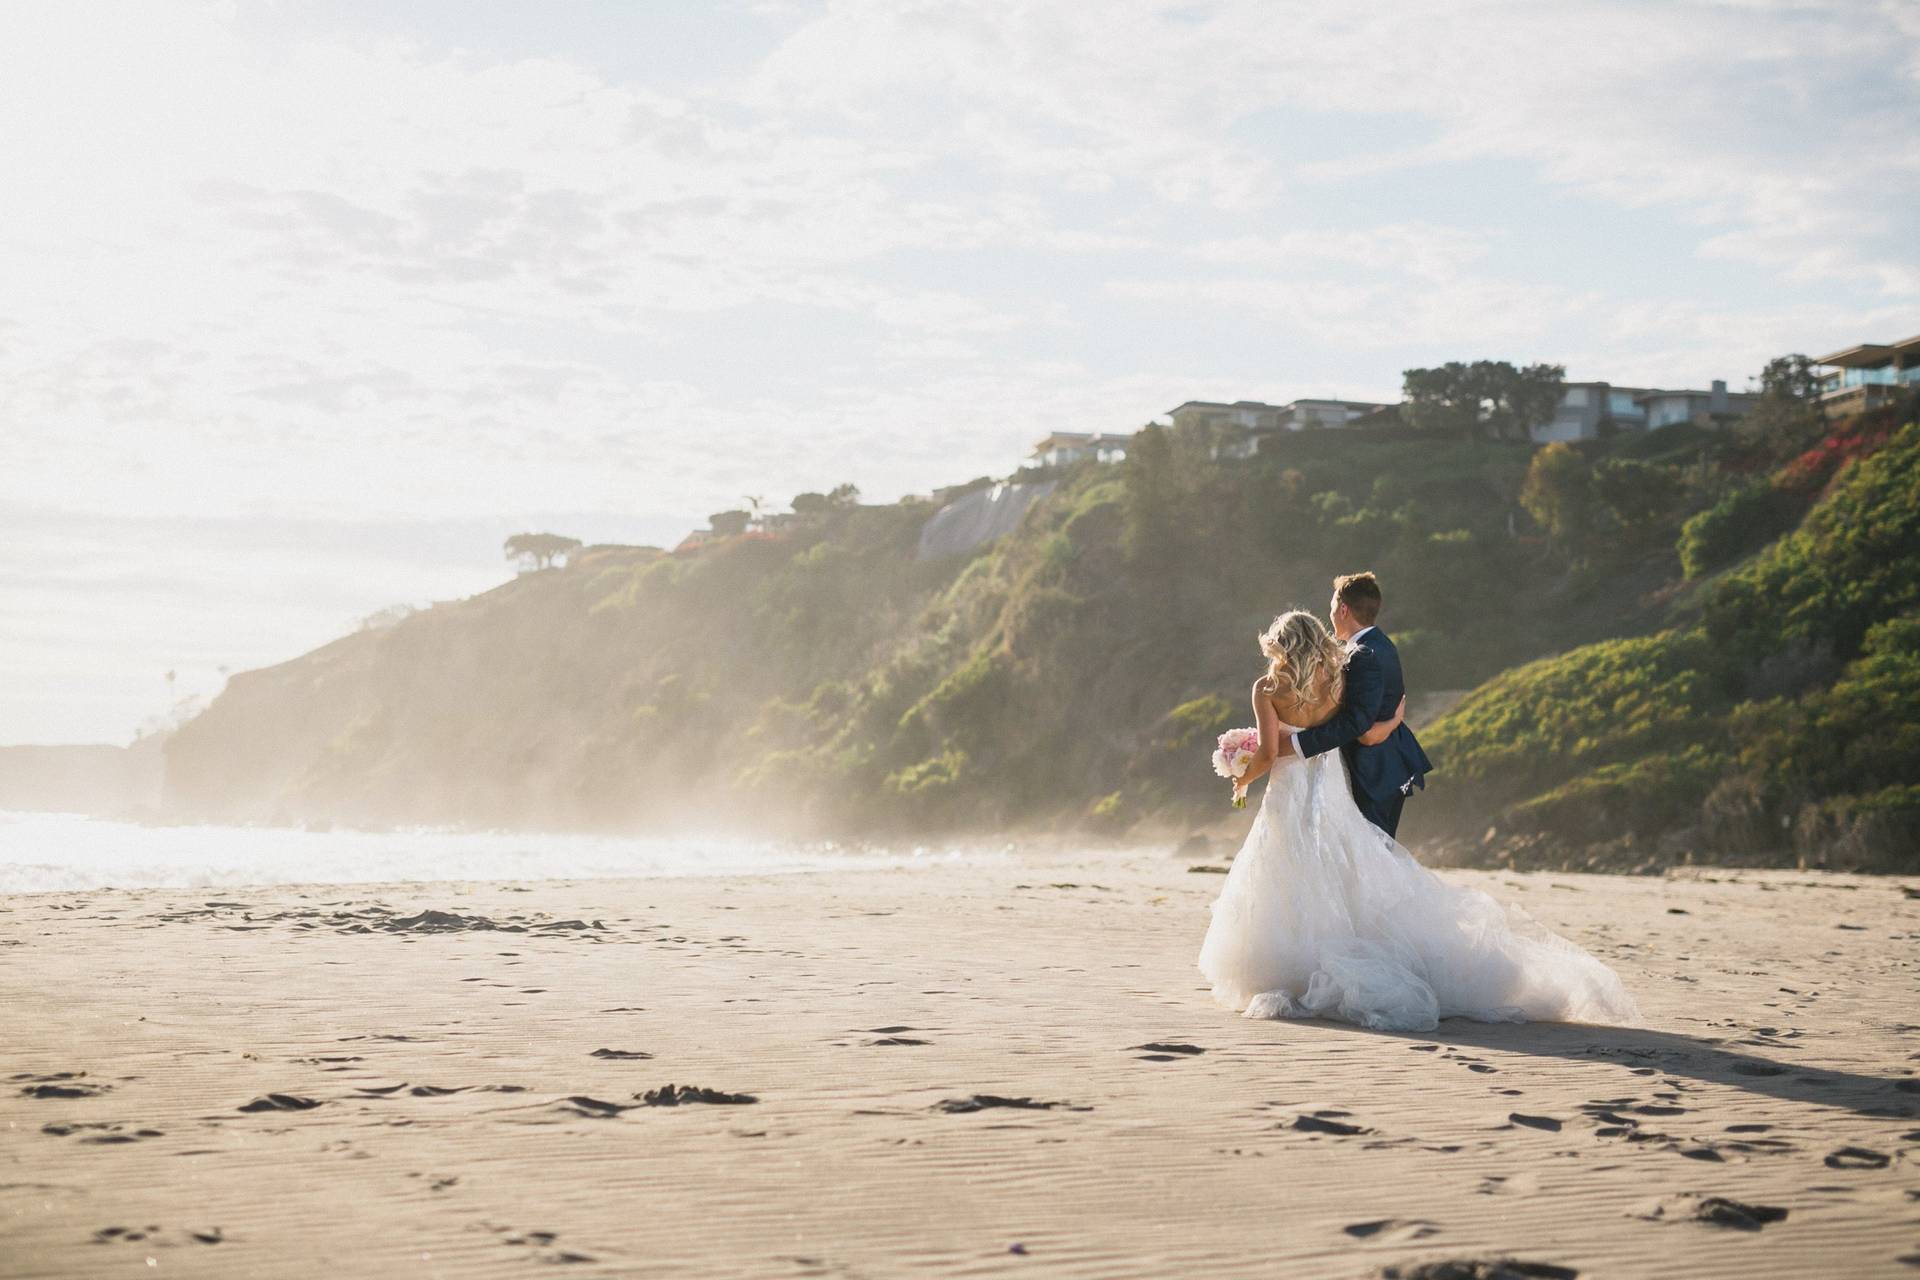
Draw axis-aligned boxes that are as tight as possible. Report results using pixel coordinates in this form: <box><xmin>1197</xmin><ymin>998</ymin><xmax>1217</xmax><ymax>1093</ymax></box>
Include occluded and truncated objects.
<box><xmin>1258</xmin><ymin>609</ymin><xmax>1345</xmax><ymax>712</ymax></box>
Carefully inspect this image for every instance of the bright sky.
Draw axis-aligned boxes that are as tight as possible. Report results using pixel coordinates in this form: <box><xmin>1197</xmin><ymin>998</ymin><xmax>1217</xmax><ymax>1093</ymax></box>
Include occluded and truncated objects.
<box><xmin>3</xmin><ymin>0</ymin><xmax>1916</xmax><ymax>744</ymax></box>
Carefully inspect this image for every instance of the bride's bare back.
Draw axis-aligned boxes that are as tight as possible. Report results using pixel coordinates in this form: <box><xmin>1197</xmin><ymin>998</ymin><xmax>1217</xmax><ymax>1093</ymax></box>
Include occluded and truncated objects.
<box><xmin>1260</xmin><ymin>681</ymin><xmax>1339</xmax><ymax>731</ymax></box>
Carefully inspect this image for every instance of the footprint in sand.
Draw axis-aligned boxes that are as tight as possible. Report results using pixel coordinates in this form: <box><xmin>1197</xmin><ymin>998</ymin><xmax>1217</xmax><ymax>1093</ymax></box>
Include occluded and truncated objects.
<box><xmin>1289</xmin><ymin>1111</ymin><xmax>1370</xmax><ymax>1136</ymax></box>
<box><xmin>589</xmin><ymin>1048</ymin><xmax>654</xmax><ymax>1060</ymax></box>
<box><xmin>294</xmin><ymin>1055</ymin><xmax>364</xmax><ymax>1071</ymax></box>
<box><xmin>483</xmin><ymin>1224</ymin><xmax>596</xmax><ymax>1266</ymax></box>
<box><xmin>405</xmin><ymin>1172</ymin><xmax>460</xmax><ymax>1192</ymax></box>
<box><xmin>1476</xmin><ymin>1173</ymin><xmax>1542</xmax><ymax>1197</ymax></box>
<box><xmin>933</xmin><ymin>1095</ymin><xmax>1086</xmax><ymax>1114</ymax></box>
<box><xmin>1507</xmin><ymin>1113</ymin><xmax>1562</xmax><ymax>1132</ymax></box>
<box><xmin>92</xmin><ymin>1225</ymin><xmax>225</xmax><ymax>1247</ymax></box>
<box><xmin>1676</xmin><ymin>1145</ymin><xmax>1726</xmax><ymax>1162</ymax></box>
<box><xmin>862</xmin><ymin>1026</ymin><xmax>931</xmax><ymax>1045</ymax></box>
<box><xmin>237</xmin><ymin>1094</ymin><xmax>323</xmax><ymax>1113</ymax></box>
<box><xmin>1343</xmin><ymin>1218</ymin><xmax>1439</xmax><ymax>1242</ymax></box>
<box><xmin>639</xmin><ymin>1084</ymin><xmax>757</xmax><ymax>1107</ymax></box>
<box><xmin>1130</xmin><ymin>1042</ymin><xmax>1205</xmax><ymax>1061</ymax></box>
<box><xmin>42</xmin><ymin>1123</ymin><xmax>165</xmax><ymax>1145</ymax></box>
<box><xmin>1383</xmin><ymin>1261</ymin><xmax>1576</xmax><ymax>1279</ymax></box>
<box><xmin>15</xmin><ymin>1073</ymin><xmax>110</xmax><ymax>1099</ymax></box>
<box><xmin>1637</xmin><ymin>1195</ymin><xmax>1789</xmax><ymax>1231</ymax></box>
<box><xmin>1825</xmin><ymin>1146</ymin><xmax>1891</xmax><ymax>1169</ymax></box>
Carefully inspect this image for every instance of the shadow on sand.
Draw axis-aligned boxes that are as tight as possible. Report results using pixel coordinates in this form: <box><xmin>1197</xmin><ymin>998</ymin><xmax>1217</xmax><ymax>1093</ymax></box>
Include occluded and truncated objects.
<box><xmin>1314</xmin><ymin>1018</ymin><xmax>1920</xmax><ymax>1118</ymax></box>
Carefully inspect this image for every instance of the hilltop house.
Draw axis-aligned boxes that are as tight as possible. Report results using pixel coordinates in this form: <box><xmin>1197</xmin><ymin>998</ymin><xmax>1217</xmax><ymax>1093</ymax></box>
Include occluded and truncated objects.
<box><xmin>1813</xmin><ymin>335</ymin><xmax>1920</xmax><ymax>415</ymax></box>
<box><xmin>1532</xmin><ymin>382</ymin><xmax>1656</xmax><ymax>442</ymax></box>
<box><xmin>1168</xmin><ymin>398</ymin><xmax>1386</xmax><ymax>434</ymax></box>
<box><xmin>1168</xmin><ymin>400</ymin><xmax>1283</xmax><ymax>434</ymax></box>
<box><xmin>1636</xmin><ymin>381</ymin><xmax>1757</xmax><ymax>429</ymax></box>
<box><xmin>1029</xmin><ymin>431</ymin><xmax>1131</xmax><ymax>469</ymax></box>
<box><xmin>1165</xmin><ymin>397</ymin><xmax>1390</xmax><ymax>458</ymax></box>
<box><xmin>1283</xmin><ymin>398</ymin><xmax>1389</xmax><ymax>430</ymax></box>
<box><xmin>1533</xmin><ymin>376</ymin><xmax>1765</xmax><ymax>442</ymax></box>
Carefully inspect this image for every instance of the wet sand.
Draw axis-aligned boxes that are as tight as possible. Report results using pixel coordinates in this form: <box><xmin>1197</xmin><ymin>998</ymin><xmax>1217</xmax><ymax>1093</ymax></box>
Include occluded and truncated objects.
<box><xmin>2</xmin><ymin>851</ymin><xmax>1916</xmax><ymax>1278</ymax></box>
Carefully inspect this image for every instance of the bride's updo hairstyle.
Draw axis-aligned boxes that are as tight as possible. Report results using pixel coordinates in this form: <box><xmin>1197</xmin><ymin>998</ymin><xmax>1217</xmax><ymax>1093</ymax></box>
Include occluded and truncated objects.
<box><xmin>1258</xmin><ymin>610</ymin><xmax>1345</xmax><ymax>711</ymax></box>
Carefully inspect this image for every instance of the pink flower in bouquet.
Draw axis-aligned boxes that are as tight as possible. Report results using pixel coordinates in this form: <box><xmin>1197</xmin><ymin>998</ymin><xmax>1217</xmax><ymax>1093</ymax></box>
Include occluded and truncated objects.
<box><xmin>1212</xmin><ymin>727</ymin><xmax>1260</xmax><ymax>780</ymax></box>
<box><xmin>1212</xmin><ymin>726</ymin><xmax>1260</xmax><ymax>808</ymax></box>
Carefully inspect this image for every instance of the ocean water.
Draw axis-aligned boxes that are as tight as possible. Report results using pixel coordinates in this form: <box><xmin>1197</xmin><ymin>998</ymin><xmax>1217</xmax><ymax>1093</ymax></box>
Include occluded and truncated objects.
<box><xmin>0</xmin><ymin>810</ymin><xmax>1004</xmax><ymax>894</ymax></box>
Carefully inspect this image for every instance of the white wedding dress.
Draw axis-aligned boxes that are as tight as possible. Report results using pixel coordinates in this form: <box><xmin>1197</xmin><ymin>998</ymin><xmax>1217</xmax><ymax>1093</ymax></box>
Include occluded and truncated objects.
<box><xmin>1197</xmin><ymin>725</ymin><xmax>1639</xmax><ymax>1032</ymax></box>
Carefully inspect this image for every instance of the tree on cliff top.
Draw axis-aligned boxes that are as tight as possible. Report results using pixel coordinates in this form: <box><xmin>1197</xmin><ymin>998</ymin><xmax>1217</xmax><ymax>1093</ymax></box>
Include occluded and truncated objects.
<box><xmin>708</xmin><ymin>510</ymin><xmax>752</xmax><ymax>537</ymax></box>
<box><xmin>790</xmin><ymin>484</ymin><xmax>861</xmax><ymax>518</ymax></box>
<box><xmin>1739</xmin><ymin>352</ymin><xmax>1827</xmax><ymax>463</ymax></box>
<box><xmin>504</xmin><ymin>532</ymin><xmax>582</xmax><ymax>572</ymax></box>
<box><xmin>1404</xmin><ymin>360</ymin><xmax>1565</xmax><ymax>441</ymax></box>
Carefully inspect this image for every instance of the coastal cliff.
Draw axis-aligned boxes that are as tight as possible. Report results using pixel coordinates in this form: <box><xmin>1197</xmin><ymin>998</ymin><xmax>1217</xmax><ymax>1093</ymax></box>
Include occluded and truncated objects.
<box><xmin>164</xmin><ymin>410</ymin><xmax>1919</xmax><ymax>871</ymax></box>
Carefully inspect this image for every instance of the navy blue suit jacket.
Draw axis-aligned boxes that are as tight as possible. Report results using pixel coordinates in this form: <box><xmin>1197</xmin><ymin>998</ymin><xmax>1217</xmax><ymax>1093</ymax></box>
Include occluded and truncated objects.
<box><xmin>1294</xmin><ymin>627</ymin><xmax>1434</xmax><ymax>807</ymax></box>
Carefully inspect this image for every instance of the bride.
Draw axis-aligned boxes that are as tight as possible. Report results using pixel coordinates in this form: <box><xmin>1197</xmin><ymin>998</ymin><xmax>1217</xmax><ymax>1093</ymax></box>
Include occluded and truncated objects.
<box><xmin>1197</xmin><ymin>610</ymin><xmax>1639</xmax><ymax>1032</ymax></box>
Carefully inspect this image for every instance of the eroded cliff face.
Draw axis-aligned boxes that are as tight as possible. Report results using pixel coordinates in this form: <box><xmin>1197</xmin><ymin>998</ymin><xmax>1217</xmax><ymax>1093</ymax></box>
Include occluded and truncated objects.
<box><xmin>915</xmin><ymin>481</ymin><xmax>1055</xmax><ymax>560</ymax></box>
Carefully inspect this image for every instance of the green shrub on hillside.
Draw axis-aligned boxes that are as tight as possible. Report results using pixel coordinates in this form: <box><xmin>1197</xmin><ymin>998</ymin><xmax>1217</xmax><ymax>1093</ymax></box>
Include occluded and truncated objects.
<box><xmin>887</xmin><ymin>748</ymin><xmax>969</xmax><ymax>795</ymax></box>
<box><xmin>1505</xmin><ymin>743</ymin><xmax>1728</xmax><ymax>838</ymax></box>
<box><xmin>1729</xmin><ymin>615</ymin><xmax>1920</xmax><ymax>818</ymax></box>
<box><xmin>1423</xmin><ymin>629</ymin><xmax>1715</xmax><ymax>806</ymax></box>
<box><xmin>1677</xmin><ymin>480</ymin><xmax>1799</xmax><ymax>579</ymax></box>
<box><xmin>1427</xmin><ymin>420</ymin><xmax>1920</xmax><ymax>868</ymax></box>
<box><xmin>1706</xmin><ymin>424</ymin><xmax>1920</xmax><ymax>664</ymax></box>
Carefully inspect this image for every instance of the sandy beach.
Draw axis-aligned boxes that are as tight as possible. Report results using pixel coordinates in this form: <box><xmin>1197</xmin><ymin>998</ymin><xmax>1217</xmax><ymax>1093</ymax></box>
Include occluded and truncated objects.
<box><xmin>2</xmin><ymin>849</ymin><xmax>1916</xmax><ymax>1278</ymax></box>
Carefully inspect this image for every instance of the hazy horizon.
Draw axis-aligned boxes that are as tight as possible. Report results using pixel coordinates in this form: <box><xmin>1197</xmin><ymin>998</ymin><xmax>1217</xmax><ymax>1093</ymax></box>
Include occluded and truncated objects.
<box><xmin>5</xmin><ymin>0</ymin><xmax>1917</xmax><ymax>745</ymax></box>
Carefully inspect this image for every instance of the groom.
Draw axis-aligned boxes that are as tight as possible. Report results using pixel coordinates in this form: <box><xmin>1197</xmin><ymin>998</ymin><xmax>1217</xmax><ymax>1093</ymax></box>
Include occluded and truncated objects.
<box><xmin>1275</xmin><ymin>572</ymin><xmax>1433</xmax><ymax>838</ymax></box>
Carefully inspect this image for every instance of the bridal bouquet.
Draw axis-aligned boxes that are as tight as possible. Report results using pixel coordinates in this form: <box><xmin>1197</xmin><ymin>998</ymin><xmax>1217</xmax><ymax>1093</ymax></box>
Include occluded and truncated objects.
<box><xmin>1212</xmin><ymin>727</ymin><xmax>1260</xmax><ymax>808</ymax></box>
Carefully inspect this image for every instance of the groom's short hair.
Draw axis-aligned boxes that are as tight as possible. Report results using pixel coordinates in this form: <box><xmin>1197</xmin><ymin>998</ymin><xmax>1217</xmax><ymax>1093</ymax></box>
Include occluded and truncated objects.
<box><xmin>1334</xmin><ymin>572</ymin><xmax>1382</xmax><ymax>625</ymax></box>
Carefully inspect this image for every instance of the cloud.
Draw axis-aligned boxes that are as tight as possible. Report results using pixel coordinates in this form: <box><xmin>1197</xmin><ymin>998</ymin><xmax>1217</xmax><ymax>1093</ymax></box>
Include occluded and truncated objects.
<box><xmin>6</xmin><ymin>0</ymin><xmax>1907</xmax><ymax>529</ymax></box>
<box><xmin>1188</xmin><ymin>226</ymin><xmax>1493</xmax><ymax>282</ymax></box>
<box><xmin>2</xmin><ymin>0</ymin><xmax>1912</xmax><ymax>740</ymax></box>
<box><xmin>749</xmin><ymin>0</ymin><xmax>1917</xmax><ymax>293</ymax></box>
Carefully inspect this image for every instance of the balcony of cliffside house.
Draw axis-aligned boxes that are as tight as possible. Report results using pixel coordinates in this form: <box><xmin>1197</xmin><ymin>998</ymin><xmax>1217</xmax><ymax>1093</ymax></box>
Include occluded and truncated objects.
<box><xmin>1814</xmin><ymin>335</ymin><xmax>1920</xmax><ymax>415</ymax></box>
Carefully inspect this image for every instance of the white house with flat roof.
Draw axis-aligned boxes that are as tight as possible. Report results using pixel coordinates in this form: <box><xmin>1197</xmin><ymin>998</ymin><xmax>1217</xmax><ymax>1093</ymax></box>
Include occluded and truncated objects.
<box><xmin>1165</xmin><ymin>397</ymin><xmax>1389</xmax><ymax>458</ymax></box>
<box><xmin>1636</xmin><ymin>381</ymin><xmax>1757</xmax><ymax>429</ymax></box>
<box><xmin>1282</xmin><ymin>398</ymin><xmax>1386</xmax><ymax>429</ymax></box>
<box><xmin>1813</xmin><ymin>335</ymin><xmax>1920</xmax><ymax>414</ymax></box>
<box><xmin>1028</xmin><ymin>431</ymin><xmax>1130</xmax><ymax>469</ymax></box>
<box><xmin>1532</xmin><ymin>382</ymin><xmax>1655</xmax><ymax>442</ymax></box>
<box><xmin>1167</xmin><ymin>400</ymin><xmax>1285</xmax><ymax>434</ymax></box>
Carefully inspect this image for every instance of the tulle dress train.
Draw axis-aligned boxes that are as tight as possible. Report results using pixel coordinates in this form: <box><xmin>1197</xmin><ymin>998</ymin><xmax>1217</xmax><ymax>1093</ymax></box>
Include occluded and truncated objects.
<box><xmin>1197</xmin><ymin>735</ymin><xmax>1639</xmax><ymax>1033</ymax></box>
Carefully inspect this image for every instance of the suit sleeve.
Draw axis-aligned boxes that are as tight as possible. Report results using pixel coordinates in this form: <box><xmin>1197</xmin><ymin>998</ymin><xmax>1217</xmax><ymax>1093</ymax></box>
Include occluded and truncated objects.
<box><xmin>1295</xmin><ymin>648</ymin><xmax>1385</xmax><ymax>760</ymax></box>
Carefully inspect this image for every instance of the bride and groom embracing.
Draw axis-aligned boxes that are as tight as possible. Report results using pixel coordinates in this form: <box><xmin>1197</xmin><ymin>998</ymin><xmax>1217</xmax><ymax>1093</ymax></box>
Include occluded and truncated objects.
<box><xmin>1198</xmin><ymin>572</ymin><xmax>1639</xmax><ymax>1034</ymax></box>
